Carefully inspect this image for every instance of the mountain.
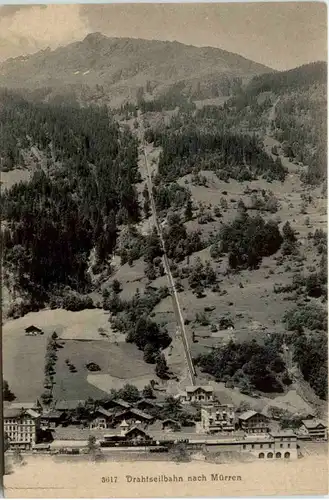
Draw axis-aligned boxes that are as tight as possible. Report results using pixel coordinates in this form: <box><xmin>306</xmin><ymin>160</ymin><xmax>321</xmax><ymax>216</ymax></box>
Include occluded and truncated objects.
<box><xmin>0</xmin><ymin>32</ymin><xmax>273</xmax><ymax>105</ymax></box>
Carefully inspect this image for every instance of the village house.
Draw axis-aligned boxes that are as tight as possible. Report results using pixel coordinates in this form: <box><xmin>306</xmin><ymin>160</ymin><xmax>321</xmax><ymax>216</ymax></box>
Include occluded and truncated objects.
<box><xmin>102</xmin><ymin>399</ymin><xmax>131</xmax><ymax>412</ymax></box>
<box><xmin>4</xmin><ymin>407</ymin><xmax>40</xmax><ymax>450</ymax></box>
<box><xmin>299</xmin><ymin>419</ymin><xmax>327</xmax><ymax>440</ymax></box>
<box><xmin>135</xmin><ymin>399</ymin><xmax>162</xmax><ymax>412</ymax></box>
<box><xmin>198</xmin><ymin>403</ymin><xmax>235</xmax><ymax>434</ymax></box>
<box><xmin>99</xmin><ymin>425</ymin><xmax>153</xmax><ymax>447</ymax></box>
<box><xmin>162</xmin><ymin>419</ymin><xmax>181</xmax><ymax>432</ymax></box>
<box><xmin>111</xmin><ymin>408</ymin><xmax>154</xmax><ymax>427</ymax></box>
<box><xmin>89</xmin><ymin>407</ymin><xmax>114</xmax><ymax>430</ymax></box>
<box><xmin>177</xmin><ymin>386</ymin><xmax>214</xmax><ymax>404</ymax></box>
<box><xmin>124</xmin><ymin>426</ymin><xmax>152</xmax><ymax>443</ymax></box>
<box><xmin>25</xmin><ymin>325</ymin><xmax>43</xmax><ymax>336</ymax></box>
<box><xmin>238</xmin><ymin>410</ymin><xmax>270</xmax><ymax>434</ymax></box>
<box><xmin>40</xmin><ymin>410</ymin><xmax>64</xmax><ymax>430</ymax></box>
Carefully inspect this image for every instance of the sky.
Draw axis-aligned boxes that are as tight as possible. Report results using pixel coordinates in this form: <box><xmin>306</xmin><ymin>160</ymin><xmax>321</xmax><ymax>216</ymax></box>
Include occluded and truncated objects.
<box><xmin>0</xmin><ymin>2</ymin><xmax>327</xmax><ymax>70</ymax></box>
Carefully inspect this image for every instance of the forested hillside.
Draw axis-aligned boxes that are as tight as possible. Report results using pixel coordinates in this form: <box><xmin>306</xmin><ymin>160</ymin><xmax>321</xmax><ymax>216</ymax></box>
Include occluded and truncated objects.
<box><xmin>1</xmin><ymin>55</ymin><xmax>327</xmax><ymax>405</ymax></box>
<box><xmin>229</xmin><ymin>62</ymin><xmax>327</xmax><ymax>184</ymax></box>
<box><xmin>1</xmin><ymin>91</ymin><xmax>140</xmax><ymax>309</ymax></box>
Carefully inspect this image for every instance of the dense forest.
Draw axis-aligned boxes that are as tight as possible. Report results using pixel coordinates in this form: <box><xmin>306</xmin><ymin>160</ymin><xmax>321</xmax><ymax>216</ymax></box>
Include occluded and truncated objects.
<box><xmin>228</xmin><ymin>62</ymin><xmax>327</xmax><ymax>184</ymax></box>
<box><xmin>244</xmin><ymin>62</ymin><xmax>326</xmax><ymax>96</ymax></box>
<box><xmin>273</xmin><ymin>84</ymin><xmax>326</xmax><ymax>184</ymax></box>
<box><xmin>292</xmin><ymin>330</ymin><xmax>327</xmax><ymax>401</ymax></box>
<box><xmin>195</xmin><ymin>339</ymin><xmax>290</xmax><ymax>393</ymax></box>
<box><xmin>149</xmin><ymin>126</ymin><xmax>287</xmax><ymax>183</ymax></box>
<box><xmin>1</xmin><ymin>91</ymin><xmax>140</xmax><ymax>305</ymax></box>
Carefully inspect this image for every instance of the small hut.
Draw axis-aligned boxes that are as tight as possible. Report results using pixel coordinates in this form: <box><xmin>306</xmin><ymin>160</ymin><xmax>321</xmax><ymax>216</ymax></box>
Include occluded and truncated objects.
<box><xmin>25</xmin><ymin>325</ymin><xmax>43</xmax><ymax>336</ymax></box>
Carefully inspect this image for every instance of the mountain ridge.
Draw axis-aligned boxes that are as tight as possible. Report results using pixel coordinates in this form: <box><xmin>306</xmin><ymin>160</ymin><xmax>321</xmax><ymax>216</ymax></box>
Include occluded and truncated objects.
<box><xmin>0</xmin><ymin>32</ymin><xmax>274</xmax><ymax>105</ymax></box>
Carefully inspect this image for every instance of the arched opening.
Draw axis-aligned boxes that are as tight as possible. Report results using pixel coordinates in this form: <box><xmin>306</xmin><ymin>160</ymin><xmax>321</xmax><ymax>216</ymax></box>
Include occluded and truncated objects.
<box><xmin>258</xmin><ymin>453</ymin><xmax>265</xmax><ymax>459</ymax></box>
<box><xmin>267</xmin><ymin>452</ymin><xmax>273</xmax><ymax>459</ymax></box>
<box><xmin>276</xmin><ymin>452</ymin><xmax>282</xmax><ymax>458</ymax></box>
<box><xmin>284</xmin><ymin>452</ymin><xmax>290</xmax><ymax>459</ymax></box>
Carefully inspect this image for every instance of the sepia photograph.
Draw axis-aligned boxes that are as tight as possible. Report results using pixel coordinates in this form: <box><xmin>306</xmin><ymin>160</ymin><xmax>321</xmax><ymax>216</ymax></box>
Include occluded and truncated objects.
<box><xmin>0</xmin><ymin>2</ymin><xmax>328</xmax><ymax>497</ymax></box>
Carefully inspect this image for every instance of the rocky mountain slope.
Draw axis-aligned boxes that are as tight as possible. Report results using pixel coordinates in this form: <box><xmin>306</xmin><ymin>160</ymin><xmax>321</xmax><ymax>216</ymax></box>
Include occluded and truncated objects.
<box><xmin>0</xmin><ymin>33</ymin><xmax>273</xmax><ymax>105</ymax></box>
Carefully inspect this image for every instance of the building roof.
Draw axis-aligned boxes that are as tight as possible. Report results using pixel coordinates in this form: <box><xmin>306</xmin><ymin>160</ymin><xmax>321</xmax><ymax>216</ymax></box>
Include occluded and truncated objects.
<box><xmin>185</xmin><ymin>385</ymin><xmax>214</xmax><ymax>393</ymax></box>
<box><xmin>113</xmin><ymin>408</ymin><xmax>153</xmax><ymax>421</ymax></box>
<box><xmin>149</xmin><ymin>431</ymin><xmax>254</xmax><ymax>444</ymax></box>
<box><xmin>112</xmin><ymin>399</ymin><xmax>131</xmax><ymax>409</ymax></box>
<box><xmin>28</xmin><ymin>409</ymin><xmax>40</xmax><ymax>418</ymax></box>
<box><xmin>270</xmin><ymin>430</ymin><xmax>297</xmax><ymax>438</ymax></box>
<box><xmin>25</xmin><ymin>325</ymin><xmax>43</xmax><ymax>332</ymax></box>
<box><xmin>92</xmin><ymin>407</ymin><xmax>113</xmax><ymax>418</ymax></box>
<box><xmin>136</xmin><ymin>399</ymin><xmax>162</xmax><ymax>408</ymax></box>
<box><xmin>202</xmin><ymin>402</ymin><xmax>235</xmax><ymax>410</ymax></box>
<box><xmin>9</xmin><ymin>401</ymin><xmax>40</xmax><ymax>410</ymax></box>
<box><xmin>302</xmin><ymin>419</ymin><xmax>327</xmax><ymax>430</ymax></box>
<box><xmin>4</xmin><ymin>407</ymin><xmax>40</xmax><ymax>419</ymax></box>
<box><xmin>41</xmin><ymin>410</ymin><xmax>64</xmax><ymax>419</ymax></box>
<box><xmin>125</xmin><ymin>426</ymin><xmax>150</xmax><ymax>437</ymax></box>
<box><xmin>4</xmin><ymin>408</ymin><xmax>23</xmax><ymax>419</ymax></box>
<box><xmin>130</xmin><ymin>408</ymin><xmax>154</xmax><ymax>420</ymax></box>
<box><xmin>54</xmin><ymin>400</ymin><xmax>86</xmax><ymax>411</ymax></box>
<box><xmin>238</xmin><ymin>410</ymin><xmax>268</xmax><ymax>421</ymax></box>
<box><xmin>162</xmin><ymin>419</ymin><xmax>180</xmax><ymax>425</ymax></box>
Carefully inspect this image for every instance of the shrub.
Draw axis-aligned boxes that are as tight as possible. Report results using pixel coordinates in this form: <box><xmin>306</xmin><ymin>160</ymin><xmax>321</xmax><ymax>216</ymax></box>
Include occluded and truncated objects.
<box><xmin>143</xmin><ymin>343</ymin><xmax>159</xmax><ymax>364</ymax></box>
<box><xmin>86</xmin><ymin>362</ymin><xmax>101</xmax><ymax>372</ymax></box>
<box><xmin>284</xmin><ymin>304</ymin><xmax>327</xmax><ymax>331</ymax></box>
<box><xmin>155</xmin><ymin>354</ymin><xmax>170</xmax><ymax>379</ymax></box>
<box><xmin>62</xmin><ymin>292</ymin><xmax>94</xmax><ymax>311</ymax></box>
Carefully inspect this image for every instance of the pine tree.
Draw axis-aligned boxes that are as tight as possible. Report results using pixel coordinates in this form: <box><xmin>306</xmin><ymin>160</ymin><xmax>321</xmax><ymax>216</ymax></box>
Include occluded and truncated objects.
<box><xmin>155</xmin><ymin>354</ymin><xmax>169</xmax><ymax>379</ymax></box>
<box><xmin>184</xmin><ymin>199</ymin><xmax>193</xmax><ymax>221</ymax></box>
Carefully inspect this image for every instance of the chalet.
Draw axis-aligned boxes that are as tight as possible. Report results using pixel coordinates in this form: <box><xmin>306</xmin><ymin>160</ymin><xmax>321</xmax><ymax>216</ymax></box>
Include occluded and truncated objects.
<box><xmin>199</xmin><ymin>403</ymin><xmax>235</xmax><ymax>434</ymax></box>
<box><xmin>25</xmin><ymin>325</ymin><xmax>43</xmax><ymax>336</ymax></box>
<box><xmin>135</xmin><ymin>399</ymin><xmax>162</xmax><ymax>412</ymax></box>
<box><xmin>238</xmin><ymin>411</ymin><xmax>270</xmax><ymax>434</ymax></box>
<box><xmin>4</xmin><ymin>407</ymin><xmax>40</xmax><ymax>450</ymax></box>
<box><xmin>177</xmin><ymin>386</ymin><xmax>214</xmax><ymax>404</ymax></box>
<box><xmin>299</xmin><ymin>419</ymin><xmax>327</xmax><ymax>441</ymax></box>
<box><xmin>89</xmin><ymin>407</ymin><xmax>114</xmax><ymax>430</ymax></box>
<box><xmin>40</xmin><ymin>410</ymin><xmax>64</xmax><ymax>430</ymax></box>
<box><xmin>102</xmin><ymin>399</ymin><xmax>131</xmax><ymax>411</ymax></box>
<box><xmin>162</xmin><ymin>419</ymin><xmax>181</xmax><ymax>432</ymax></box>
<box><xmin>99</xmin><ymin>426</ymin><xmax>153</xmax><ymax>447</ymax></box>
<box><xmin>112</xmin><ymin>408</ymin><xmax>154</xmax><ymax>427</ymax></box>
<box><xmin>124</xmin><ymin>426</ymin><xmax>152</xmax><ymax>443</ymax></box>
